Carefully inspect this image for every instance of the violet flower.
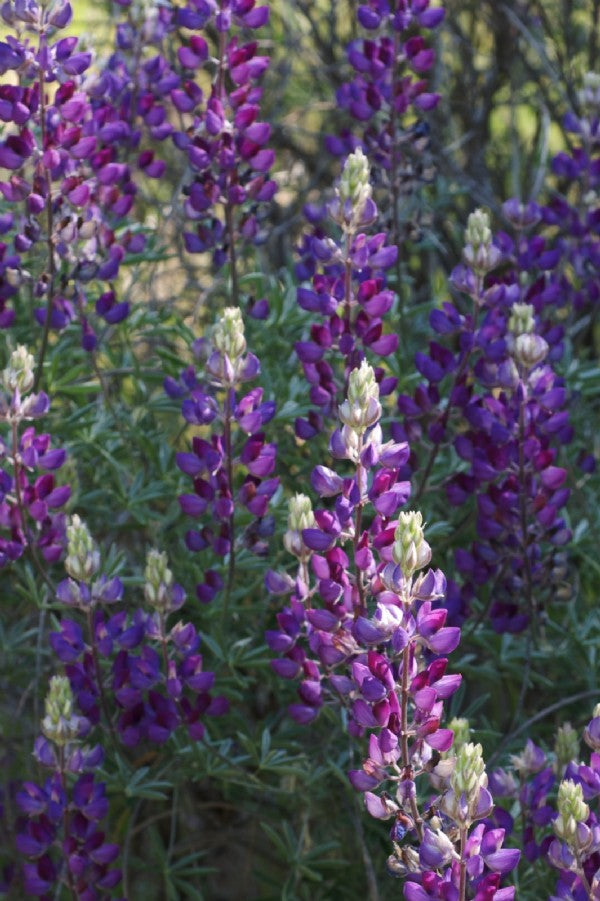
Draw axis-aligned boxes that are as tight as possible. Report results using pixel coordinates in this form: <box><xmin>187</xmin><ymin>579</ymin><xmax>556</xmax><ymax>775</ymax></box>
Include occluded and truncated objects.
<box><xmin>170</xmin><ymin>307</ymin><xmax>278</xmax><ymax>607</ymax></box>
<box><xmin>50</xmin><ymin>518</ymin><xmax>227</xmax><ymax>747</ymax></box>
<box><xmin>16</xmin><ymin>675</ymin><xmax>122</xmax><ymax>898</ymax></box>
<box><xmin>0</xmin><ymin>345</ymin><xmax>69</xmax><ymax>568</ymax></box>
<box><xmin>0</xmin><ymin>1</ymin><xmax>142</xmax><ymax>358</ymax></box>
<box><xmin>294</xmin><ymin>149</ymin><xmax>399</xmax><ymax>438</ymax></box>
<box><xmin>397</xmin><ymin>209</ymin><xmax>572</xmax><ymax>632</ymax></box>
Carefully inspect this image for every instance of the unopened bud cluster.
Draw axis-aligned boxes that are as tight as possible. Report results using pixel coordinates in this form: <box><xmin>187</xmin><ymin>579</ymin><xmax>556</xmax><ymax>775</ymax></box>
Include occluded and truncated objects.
<box><xmin>213</xmin><ymin>307</ymin><xmax>246</xmax><ymax>362</ymax></box>
<box><xmin>144</xmin><ymin>549</ymin><xmax>174</xmax><ymax>613</ymax></box>
<box><xmin>451</xmin><ymin>741</ymin><xmax>487</xmax><ymax>803</ymax></box>
<box><xmin>65</xmin><ymin>515</ymin><xmax>100</xmax><ymax>582</ymax></box>
<box><xmin>3</xmin><ymin>346</ymin><xmax>35</xmax><ymax>395</ymax></box>
<box><xmin>283</xmin><ymin>493</ymin><xmax>315</xmax><ymax>560</ymax></box>
<box><xmin>463</xmin><ymin>208</ymin><xmax>500</xmax><ymax>274</ymax></box>
<box><xmin>338</xmin><ymin>360</ymin><xmax>381</xmax><ymax>435</ymax></box>
<box><xmin>336</xmin><ymin>148</ymin><xmax>373</xmax><ymax>228</ymax></box>
<box><xmin>554</xmin><ymin>780</ymin><xmax>589</xmax><ymax>847</ymax></box>
<box><xmin>508</xmin><ymin>301</ymin><xmax>548</xmax><ymax>369</ymax></box>
<box><xmin>392</xmin><ymin>510</ymin><xmax>432</xmax><ymax>578</ymax></box>
<box><xmin>508</xmin><ymin>302</ymin><xmax>535</xmax><ymax>337</ymax></box>
<box><xmin>41</xmin><ymin>675</ymin><xmax>81</xmax><ymax>747</ymax></box>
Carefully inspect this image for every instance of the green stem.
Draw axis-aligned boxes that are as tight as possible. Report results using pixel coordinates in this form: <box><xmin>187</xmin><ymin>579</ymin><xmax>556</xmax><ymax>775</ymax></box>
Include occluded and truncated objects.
<box><xmin>458</xmin><ymin>826</ymin><xmax>468</xmax><ymax>901</ymax></box>
<box><xmin>34</xmin><ymin>60</ymin><xmax>56</xmax><ymax>393</ymax></box>
<box><xmin>221</xmin><ymin>389</ymin><xmax>235</xmax><ymax>624</ymax></box>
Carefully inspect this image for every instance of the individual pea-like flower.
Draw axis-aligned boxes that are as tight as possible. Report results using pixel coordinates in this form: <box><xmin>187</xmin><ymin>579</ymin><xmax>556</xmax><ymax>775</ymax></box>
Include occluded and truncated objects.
<box><xmin>338</xmin><ymin>360</ymin><xmax>382</xmax><ymax>434</ymax></box>
<box><xmin>391</xmin><ymin>510</ymin><xmax>432</xmax><ymax>578</ymax></box>
<box><xmin>513</xmin><ymin>332</ymin><xmax>549</xmax><ymax>369</ymax></box>
<box><xmin>41</xmin><ymin>675</ymin><xmax>83</xmax><ymax>747</ymax></box>
<box><xmin>65</xmin><ymin>515</ymin><xmax>100</xmax><ymax>583</ymax></box>
<box><xmin>283</xmin><ymin>494</ymin><xmax>316</xmax><ymax>560</ymax></box>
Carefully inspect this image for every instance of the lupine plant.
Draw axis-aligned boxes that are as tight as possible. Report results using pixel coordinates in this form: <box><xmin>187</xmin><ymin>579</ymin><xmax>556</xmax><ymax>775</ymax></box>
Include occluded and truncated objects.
<box><xmin>0</xmin><ymin>0</ymin><xmax>142</xmax><ymax>359</ymax></box>
<box><xmin>168</xmin><ymin>306</ymin><xmax>278</xmax><ymax>610</ymax></box>
<box><xmin>294</xmin><ymin>149</ymin><xmax>399</xmax><ymax>438</ymax></box>
<box><xmin>397</xmin><ymin>209</ymin><xmax>572</xmax><ymax>632</ymax></box>
<box><xmin>1</xmin><ymin>1</ymin><xmax>600</xmax><ymax>899</ymax></box>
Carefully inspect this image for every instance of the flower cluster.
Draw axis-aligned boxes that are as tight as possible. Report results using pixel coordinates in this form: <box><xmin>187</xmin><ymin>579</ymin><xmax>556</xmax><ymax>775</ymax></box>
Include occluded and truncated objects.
<box><xmin>103</xmin><ymin>0</ymin><xmax>276</xmax><ymax>284</ymax></box>
<box><xmin>0</xmin><ymin>0</ymin><xmax>142</xmax><ymax>351</ymax></box>
<box><xmin>0</xmin><ymin>345</ymin><xmax>69</xmax><ymax>568</ymax></box>
<box><xmin>294</xmin><ymin>149</ymin><xmax>399</xmax><ymax>438</ymax></box>
<box><xmin>176</xmin><ymin>0</ymin><xmax>276</xmax><ymax>280</ymax></box>
<box><xmin>16</xmin><ymin>675</ymin><xmax>122</xmax><ymax>897</ymax></box>
<box><xmin>326</xmin><ymin>0</ymin><xmax>444</xmax><ymax>250</ymax></box>
<box><xmin>397</xmin><ymin>209</ymin><xmax>572</xmax><ymax>631</ymax></box>
<box><xmin>166</xmin><ymin>307</ymin><xmax>278</xmax><ymax>604</ymax></box>
<box><xmin>542</xmin><ymin>71</ymin><xmax>600</xmax><ymax>316</ymax></box>
<box><xmin>268</xmin><ymin>360</ymin><xmax>519</xmax><ymax>896</ymax></box>
<box><xmin>49</xmin><ymin>517</ymin><xmax>227</xmax><ymax>747</ymax></box>
<box><xmin>492</xmin><ymin>706</ymin><xmax>600</xmax><ymax>899</ymax></box>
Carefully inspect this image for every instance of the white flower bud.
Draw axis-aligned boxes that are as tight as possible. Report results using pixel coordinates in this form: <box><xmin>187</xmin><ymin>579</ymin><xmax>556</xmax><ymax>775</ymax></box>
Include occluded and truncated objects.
<box><xmin>338</xmin><ymin>147</ymin><xmax>372</xmax><ymax>224</ymax></box>
<box><xmin>41</xmin><ymin>675</ymin><xmax>81</xmax><ymax>747</ymax></box>
<box><xmin>513</xmin><ymin>333</ymin><xmax>548</xmax><ymax>369</ymax></box>
<box><xmin>65</xmin><ymin>515</ymin><xmax>100</xmax><ymax>582</ymax></box>
<box><xmin>508</xmin><ymin>302</ymin><xmax>535</xmax><ymax>336</ymax></box>
<box><xmin>213</xmin><ymin>307</ymin><xmax>246</xmax><ymax>361</ymax></box>
<box><xmin>283</xmin><ymin>494</ymin><xmax>315</xmax><ymax>559</ymax></box>
<box><xmin>392</xmin><ymin>510</ymin><xmax>431</xmax><ymax>577</ymax></box>
<box><xmin>338</xmin><ymin>360</ymin><xmax>381</xmax><ymax>435</ymax></box>
<box><xmin>451</xmin><ymin>742</ymin><xmax>487</xmax><ymax>806</ymax></box>
<box><xmin>144</xmin><ymin>549</ymin><xmax>174</xmax><ymax>612</ymax></box>
<box><xmin>554</xmin><ymin>780</ymin><xmax>589</xmax><ymax>847</ymax></box>
<box><xmin>3</xmin><ymin>346</ymin><xmax>35</xmax><ymax>395</ymax></box>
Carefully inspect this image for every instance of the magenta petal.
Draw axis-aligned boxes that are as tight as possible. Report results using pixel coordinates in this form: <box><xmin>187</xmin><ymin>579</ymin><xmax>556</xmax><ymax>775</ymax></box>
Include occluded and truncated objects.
<box><xmin>425</xmin><ymin>728</ymin><xmax>454</xmax><ymax>751</ymax></box>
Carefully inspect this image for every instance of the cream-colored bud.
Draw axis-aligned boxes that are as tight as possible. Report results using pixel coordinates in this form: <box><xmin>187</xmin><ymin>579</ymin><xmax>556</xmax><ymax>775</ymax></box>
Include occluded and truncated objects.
<box><xmin>513</xmin><ymin>333</ymin><xmax>548</xmax><ymax>369</ymax></box>
<box><xmin>392</xmin><ymin>510</ymin><xmax>432</xmax><ymax>577</ymax></box>
<box><xmin>338</xmin><ymin>360</ymin><xmax>381</xmax><ymax>434</ymax></box>
<box><xmin>508</xmin><ymin>302</ymin><xmax>535</xmax><ymax>336</ymax></box>
<box><xmin>287</xmin><ymin>493</ymin><xmax>315</xmax><ymax>532</ymax></box>
<box><xmin>3</xmin><ymin>346</ymin><xmax>35</xmax><ymax>395</ymax></box>
<box><xmin>144</xmin><ymin>549</ymin><xmax>174</xmax><ymax>612</ymax></box>
<box><xmin>65</xmin><ymin>515</ymin><xmax>100</xmax><ymax>582</ymax></box>
<box><xmin>338</xmin><ymin>148</ymin><xmax>372</xmax><ymax>221</ymax></box>
<box><xmin>451</xmin><ymin>742</ymin><xmax>487</xmax><ymax>805</ymax></box>
<box><xmin>465</xmin><ymin>209</ymin><xmax>492</xmax><ymax>249</ymax></box>
<box><xmin>41</xmin><ymin>675</ymin><xmax>80</xmax><ymax>747</ymax></box>
<box><xmin>213</xmin><ymin>307</ymin><xmax>246</xmax><ymax>361</ymax></box>
<box><xmin>463</xmin><ymin>208</ymin><xmax>501</xmax><ymax>274</ymax></box>
<box><xmin>283</xmin><ymin>494</ymin><xmax>315</xmax><ymax>559</ymax></box>
<box><xmin>554</xmin><ymin>780</ymin><xmax>589</xmax><ymax>846</ymax></box>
